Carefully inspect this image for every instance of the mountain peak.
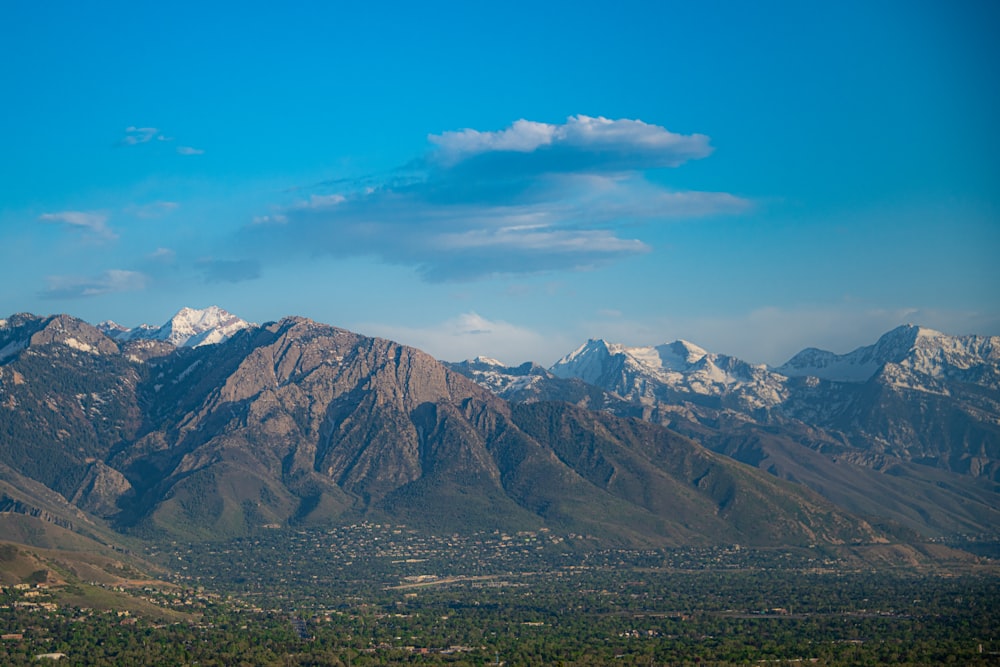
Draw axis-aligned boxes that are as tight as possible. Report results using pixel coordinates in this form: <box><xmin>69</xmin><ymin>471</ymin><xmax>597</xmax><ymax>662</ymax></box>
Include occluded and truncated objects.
<box><xmin>882</xmin><ymin>323</ymin><xmax>950</xmax><ymax>349</ymax></box>
<box><xmin>470</xmin><ymin>355</ymin><xmax>506</xmax><ymax>367</ymax></box>
<box><xmin>98</xmin><ymin>306</ymin><xmax>254</xmax><ymax>347</ymax></box>
<box><xmin>660</xmin><ymin>339</ymin><xmax>709</xmax><ymax>365</ymax></box>
<box><xmin>550</xmin><ymin>339</ymin><xmax>618</xmax><ymax>385</ymax></box>
<box><xmin>777</xmin><ymin>324</ymin><xmax>994</xmax><ymax>383</ymax></box>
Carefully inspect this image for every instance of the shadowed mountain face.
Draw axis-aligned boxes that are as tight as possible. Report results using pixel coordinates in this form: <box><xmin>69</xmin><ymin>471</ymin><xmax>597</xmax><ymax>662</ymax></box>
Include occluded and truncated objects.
<box><xmin>0</xmin><ymin>313</ymin><xmax>885</xmax><ymax>546</ymax></box>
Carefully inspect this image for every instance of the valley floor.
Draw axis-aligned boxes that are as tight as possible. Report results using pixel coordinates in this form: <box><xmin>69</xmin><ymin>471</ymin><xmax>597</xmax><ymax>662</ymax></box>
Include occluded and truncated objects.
<box><xmin>1</xmin><ymin>525</ymin><xmax>998</xmax><ymax>665</ymax></box>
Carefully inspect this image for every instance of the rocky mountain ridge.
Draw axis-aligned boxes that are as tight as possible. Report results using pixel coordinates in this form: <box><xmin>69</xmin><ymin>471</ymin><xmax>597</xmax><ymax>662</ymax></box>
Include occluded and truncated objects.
<box><xmin>0</xmin><ymin>310</ymin><xmax>888</xmax><ymax>547</ymax></box>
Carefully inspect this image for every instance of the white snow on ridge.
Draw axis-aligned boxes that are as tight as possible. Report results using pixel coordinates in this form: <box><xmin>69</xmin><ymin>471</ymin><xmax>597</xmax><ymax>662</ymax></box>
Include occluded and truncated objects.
<box><xmin>463</xmin><ymin>324</ymin><xmax>998</xmax><ymax>413</ymax></box>
<box><xmin>551</xmin><ymin>337</ymin><xmax>788</xmax><ymax>407</ymax></box>
<box><xmin>778</xmin><ymin>324</ymin><xmax>1000</xmax><ymax>384</ymax></box>
<box><xmin>776</xmin><ymin>347</ymin><xmax>880</xmax><ymax>383</ymax></box>
<box><xmin>470</xmin><ymin>355</ymin><xmax>506</xmax><ymax>367</ymax></box>
<box><xmin>63</xmin><ymin>337</ymin><xmax>98</xmax><ymax>354</ymax></box>
<box><xmin>100</xmin><ymin>306</ymin><xmax>254</xmax><ymax>348</ymax></box>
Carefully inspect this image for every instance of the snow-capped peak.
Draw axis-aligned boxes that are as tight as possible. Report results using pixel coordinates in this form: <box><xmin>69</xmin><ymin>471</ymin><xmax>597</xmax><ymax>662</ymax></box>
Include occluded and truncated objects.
<box><xmin>777</xmin><ymin>324</ymin><xmax>998</xmax><ymax>384</ymax></box>
<box><xmin>469</xmin><ymin>355</ymin><xmax>506</xmax><ymax>367</ymax></box>
<box><xmin>655</xmin><ymin>340</ymin><xmax>709</xmax><ymax>368</ymax></box>
<box><xmin>549</xmin><ymin>336</ymin><xmax>788</xmax><ymax>408</ymax></box>
<box><xmin>551</xmin><ymin>339</ymin><xmax>616</xmax><ymax>385</ymax></box>
<box><xmin>96</xmin><ymin>320</ymin><xmax>128</xmax><ymax>334</ymax></box>
<box><xmin>99</xmin><ymin>306</ymin><xmax>254</xmax><ymax>347</ymax></box>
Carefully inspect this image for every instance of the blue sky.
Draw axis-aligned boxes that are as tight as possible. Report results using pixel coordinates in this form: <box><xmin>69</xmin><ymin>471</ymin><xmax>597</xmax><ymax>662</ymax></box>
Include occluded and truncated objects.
<box><xmin>2</xmin><ymin>1</ymin><xmax>997</xmax><ymax>365</ymax></box>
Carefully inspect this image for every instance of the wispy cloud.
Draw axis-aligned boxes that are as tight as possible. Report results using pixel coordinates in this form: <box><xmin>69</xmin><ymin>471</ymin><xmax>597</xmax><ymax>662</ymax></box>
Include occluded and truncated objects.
<box><xmin>40</xmin><ymin>269</ymin><xmax>148</xmax><ymax>299</ymax></box>
<box><xmin>119</xmin><ymin>126</ymin><xmax>202</xmax><ymax>154</ymax></box>
<box><xmin>126</xmin><ymin>201</ymin><xmax>179</xmax><ymax>219</ymax></box>
<box><xmin>148</xmin><ymin>247</ymin><xmax>176</xmax><ymax>262</ymax></box>
<box><xmin>38</xmin><ymin>210</ymin><xmax>116</xmax><ymax>240</ymax></box>
<box><xmin>251</xmin><ymin>214</ymin><xmax>288</xmax><ymax>225</ymax></box>
<box><xmin>119</xmin><ymin>126</ymin><xmax>169</xmax><ymax>146</ymax></box>
<box><xmin>240</xmin><ymin>115</ymin><xmax>749</xmax><ymax>282</ymax></box>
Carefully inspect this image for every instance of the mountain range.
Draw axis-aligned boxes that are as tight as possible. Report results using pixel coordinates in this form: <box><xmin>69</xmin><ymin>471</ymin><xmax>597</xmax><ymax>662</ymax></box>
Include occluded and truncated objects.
<box><xmin>448</xmin><ymin>325</ymin><xmax>1000</xmax><ymax>537</ymax></box>
<box><xmin>0</xmin><ymin>307</ymin><xmax>997</xmax><ymax>554</ymax></box>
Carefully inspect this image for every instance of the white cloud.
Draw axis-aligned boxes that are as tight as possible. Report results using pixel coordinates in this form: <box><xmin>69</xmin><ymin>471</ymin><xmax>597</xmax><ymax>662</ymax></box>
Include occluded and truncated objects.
<box><xmin>429</xmin><ymin>115</ymin><xmax>712</xmax><ymax>169</ymax></box>
<box><xmin>41</xmin><ymin>269</ymin><xmax>148</xmax><ymax>299</ymax></box>
<box><xmin>177</xmin><ymin>146</ymin><xmax>204</xmax><ymax>155</ymax></box>
<box><xmin>38</xmin><ymin>210</ymin><xmax>116</xmax><ymax>240</ymax></box>
<box><xmin>430</xmin><ymin>119</ymin><xmax>557</xmax><ymax>157</ymax></box>
<box><xmin>364</xmin><ymin>312</ymin><xmax>574</xmax><ymax>365</ymax></box>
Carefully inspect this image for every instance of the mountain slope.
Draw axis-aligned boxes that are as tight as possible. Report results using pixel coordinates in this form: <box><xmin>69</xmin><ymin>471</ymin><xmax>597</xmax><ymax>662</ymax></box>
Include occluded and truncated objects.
<box><xmin>0</xmin><ymin>313</ymin><xmax>143</xmax><ymax>498</ymax></box>
<box><xmin>511</xmin><ymin>402</ymin><xmax>882</xmax><ymax>546</ymax></box>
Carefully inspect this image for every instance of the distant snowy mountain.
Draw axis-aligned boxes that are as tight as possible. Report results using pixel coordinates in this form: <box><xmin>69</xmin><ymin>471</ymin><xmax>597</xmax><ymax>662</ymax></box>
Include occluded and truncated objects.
<box><xmin>550</xmin><ymin>338</ymin><xmax>789</xmax><ymax>410</ymax></box>
<box><xmin>778</xmin><ymin>324</ymin><xmax>1000</xmax><ymax>390</ymax></box>
<box><xmin>98</xmin><ymin>306</ymin><xmax>253</xmax><ymax>347</ymax></box>
<box><xmin>452</xmin><ymin>325</ymin><xmax>1000</xmax><ymax>484</ymax></box>
<box><xmin>446</xmin><ymin>356</ymin><xmax>553</xmax><ymax>397</ymax></box>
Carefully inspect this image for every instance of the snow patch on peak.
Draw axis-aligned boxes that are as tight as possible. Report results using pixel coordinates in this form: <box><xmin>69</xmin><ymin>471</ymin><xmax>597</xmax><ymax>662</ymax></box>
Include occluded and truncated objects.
<box><xmin>568</xmin><ymin>338</ymin><xmax>613</xmax><ymax>356</ymax></box>
<box><xmin>470</xmin><ymin>355</ymin><xmax>506</xmax><ymax>367</ymax></box>
<box><xmin>656</xmin><ymin>340</ymin><xmax>708</xmax><ymax>369</ymax></box>
<box><xmin>551</xmin><ymin>339</ymin><xmax>616</xmax><ymax>385</ymax></box>
<box><xmin>63</xmin><ymin>337</ymin><xmax>98</xmax><ymax>353</ymax></box>
<box><xmin>777</xmin><ymin>347</ymin><xmax>880</xmax><ymax>383</ymax></box>
<box><xmin>97</xmin><ymin>320</ymin><xmax>128</xmax><ymax>334</ymax></box>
